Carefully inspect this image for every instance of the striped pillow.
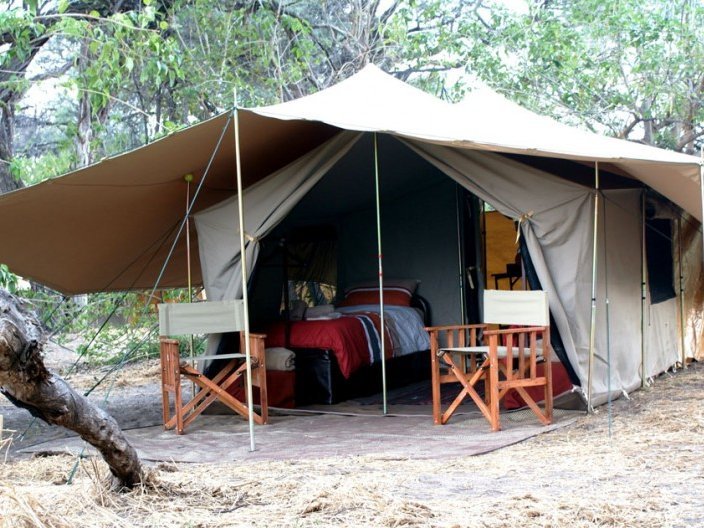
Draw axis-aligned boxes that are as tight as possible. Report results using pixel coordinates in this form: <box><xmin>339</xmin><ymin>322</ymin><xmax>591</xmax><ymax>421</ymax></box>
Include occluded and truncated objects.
<box><xmin>338</xmin><ymin>286</ymin><xmax>413</xmax><ymax>307</ymax></box>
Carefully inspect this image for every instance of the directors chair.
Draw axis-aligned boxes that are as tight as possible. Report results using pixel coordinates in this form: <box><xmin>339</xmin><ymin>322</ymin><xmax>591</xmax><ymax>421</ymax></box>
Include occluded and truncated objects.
<box><xmin>158</xmin><ymin>300</ymin><xmax>268</xmax><ymax>434</ymax></box>
<box><xmin>427</xmin><ymin>289</ymin><xmax>553</xmax><ymax>431</ymax></box>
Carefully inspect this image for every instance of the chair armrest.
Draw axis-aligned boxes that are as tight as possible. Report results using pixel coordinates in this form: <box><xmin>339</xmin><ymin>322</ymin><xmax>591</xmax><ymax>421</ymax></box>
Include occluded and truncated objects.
<box><xmin>483</xmin><ymin>326</ymin><xmax>550</xmax><ymax>364</ymax></box>
<box><xmin>425</xmin><ymin>324</ymin><xmax>487</xmax><ymax>332</ymax></box>
<box><xmin>426</xmin><ymin>324</ymin><xmax>487</xmax><ymax>350</ymax></box>
<box><xmin>483</xmin><ymin>326</ymin><xmax>547</xmax><ymax>336</ymax></box>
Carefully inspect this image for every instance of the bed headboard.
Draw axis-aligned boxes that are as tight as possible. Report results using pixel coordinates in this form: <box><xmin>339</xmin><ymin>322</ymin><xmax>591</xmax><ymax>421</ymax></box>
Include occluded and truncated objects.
<box><xmin>411</xmin><ymin>294</ymin><xmax>431</xmax><ymax>327</ymax></box>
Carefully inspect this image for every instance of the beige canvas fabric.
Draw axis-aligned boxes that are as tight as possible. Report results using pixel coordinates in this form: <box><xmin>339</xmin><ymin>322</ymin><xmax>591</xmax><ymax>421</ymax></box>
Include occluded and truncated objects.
<box><xmin>0</xmin><ymin>64</ymin><xmax>699</xmax><ymax>294</ymax></box>
<box><xmin>483</xmin><ymin>290</ymin><xmax>550</xmax><ymax>327</ymax></box>
<box><xmin>193</xmin><ymin>131</ymin><xmax>361</xmax><ymax>301</ymax></box>
<box><xmin>158</xmin><ymin>300</ymin><xmax>245</xmax><ymax>336</ymax></box>
<box><xmin>254</xmin><ymin>65</ymin><xmax>701</xmax><ymax>220</ymax></box>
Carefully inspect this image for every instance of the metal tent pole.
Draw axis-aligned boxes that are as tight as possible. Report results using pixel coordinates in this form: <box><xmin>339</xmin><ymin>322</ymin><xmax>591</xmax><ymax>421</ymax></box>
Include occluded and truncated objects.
<box><xmin>233</xmin><ymin>99</ymin><xmax>256</xmax><ymax>452</ymax></box>
<box><xmin>640</xmin><ymin>191</ymin><xmax>647</xmax><ymax>388</ymax></box>
<box><xmin>677</xmin><ymin>216</ymin><xmax>687</xmax><ymax>369</ymax></box>
<box><xmin>455</xmin><ymin>187</ymin><xmax>467</xmax><ymax>323</ymax></box>
<box><xmin>602</xmin><ymin>189</ymin><xmax>612</xmax><ymax>437</ymax></box>
<box><xmin>587</xmin><ymin>161</ymin><xmax>600</xmax><ymax>412</ymax></box>
<box><xmin>185</xmin><ymin>173</ymin><xmax>194</xmax><ymax>306</ymax></box>
<box><xmin>185</xmin><ymin>173</ymin><xmax>197</xmax><ymax>397</ymax></box>
<box><xmin>373</xmin><ymin>133</ymin><xmax>388</xmax><ymax>415</ymax></box>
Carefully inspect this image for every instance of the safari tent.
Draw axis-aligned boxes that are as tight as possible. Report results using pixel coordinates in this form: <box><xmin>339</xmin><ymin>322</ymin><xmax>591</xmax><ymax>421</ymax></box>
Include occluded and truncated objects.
<box><xmin>0</xmin><ymin>65</ymin><xmax>701</xmax><ymax>409</ymax></box>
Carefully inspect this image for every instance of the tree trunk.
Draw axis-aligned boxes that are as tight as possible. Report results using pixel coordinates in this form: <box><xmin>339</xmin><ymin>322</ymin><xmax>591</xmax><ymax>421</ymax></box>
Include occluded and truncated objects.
<box><xmin>0</xmin><ymin>289</ymin><xmax>142</xmax><ymax>489</ymax></box>
<box><xmin>0</xmin><ymin>0</ymin><xmax>177</xmax><ymax>196</ymax></box>
<box><xmin>0</xmin><ymin>70</ymin><xmax>25</xmax><ymax>194</ymax></box>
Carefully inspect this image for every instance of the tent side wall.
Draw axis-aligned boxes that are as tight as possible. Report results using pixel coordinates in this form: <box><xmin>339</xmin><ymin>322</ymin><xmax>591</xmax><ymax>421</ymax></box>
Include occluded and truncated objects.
<box><xmin>641</xmin><ymin>200</ymin><xmax>701</xmax><ymax>377</ymax></box>
<box><xmin>591</xmin><ymin>190</ymin><xmax>645</xmax><ymax>401</ymax></box>
<box><xmin>400</xmin><ymin>139</ymin><xmax>684</xmax><ymax>404</ymax></box>
<box><xmin>645</xmin><ymin>298</ymin><xmax>679</xmax><ymax>377</ymax></box>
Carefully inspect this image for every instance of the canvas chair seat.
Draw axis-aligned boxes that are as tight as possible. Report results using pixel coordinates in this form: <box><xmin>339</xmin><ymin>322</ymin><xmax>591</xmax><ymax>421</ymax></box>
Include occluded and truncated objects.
<box><xmin>440</xmin><ymin>345</ymin><xmax>544</xmax><ymax>359</ymax></box>
<box><xmin>427</xmin><ymin>290</ymin><xmax>553</xmax><ymax>431</ymax></box>
<box><xmin>158</xmin><ymin>300</ymin><xmax>268</xmax><ymax>435</ymax></box>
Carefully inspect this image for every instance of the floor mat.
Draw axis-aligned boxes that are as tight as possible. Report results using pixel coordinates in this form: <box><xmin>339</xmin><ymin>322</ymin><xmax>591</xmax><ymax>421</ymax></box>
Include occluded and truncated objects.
<box><xmin>19</xmin><ymin>408</ymin><xmax>580</xmax><ymax>464</ymax></box>
<box><xmin>351</xmin><ymin>380</ymin><xmax>482</xmax><ymax>406</ymax></box>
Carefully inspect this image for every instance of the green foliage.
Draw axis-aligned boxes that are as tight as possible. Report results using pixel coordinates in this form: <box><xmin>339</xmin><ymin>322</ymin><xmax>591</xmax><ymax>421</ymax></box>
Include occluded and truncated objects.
<box><xmin>10</xmin><ymin>150</ymin><xmax>75</xmax><ymax>185</ymax></box>
<box><xmin>0</xmin><ymin>265</ymin><xmax>19</xmax><ymax>294</ymax></box>
<box><xmin>463</xmin><ymin>0</ymin><xmax>704</xmax><ymax>151</ymax></box>
<box><xmin>17</xmin><ymin>288</ymin><xmax>197</xmax><ymax>366</ymax></box>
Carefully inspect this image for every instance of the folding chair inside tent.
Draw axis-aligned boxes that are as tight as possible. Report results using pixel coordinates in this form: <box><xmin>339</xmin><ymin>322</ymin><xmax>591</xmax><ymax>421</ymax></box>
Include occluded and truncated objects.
<box><xmin>158</xmin><ymin>300</ymin><xmax>268</xmax><ymax>434</ymax></box>
<box><xmin>427</xmin><ymin>290</ymin><xmax>553</xmax><ymax>431</ymax></box>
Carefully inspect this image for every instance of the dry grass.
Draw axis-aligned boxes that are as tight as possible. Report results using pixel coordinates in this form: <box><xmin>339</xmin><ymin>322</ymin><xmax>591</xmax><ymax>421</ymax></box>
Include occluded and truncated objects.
<box><xmin>1</xmin><ymin>365</ymin><xmax>703</xmax><ymax>527</ymax></box>
<box><xmin>57</xmin><ymin>359</ymin><xmax>162</xmax><ymax>395</ymax></box>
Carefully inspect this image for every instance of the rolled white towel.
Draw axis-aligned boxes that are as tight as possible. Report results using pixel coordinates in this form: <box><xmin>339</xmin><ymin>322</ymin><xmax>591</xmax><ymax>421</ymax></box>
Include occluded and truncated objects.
<box><xmin>305</xmin><ymin>312</ymin><xmax>342</xmax><ymax>321</ymax></box>
<box><xmin>304</xmin><ymin>304</ymin><xmax>334</xmax><ymax>319</ymax></box>
<box><xmin>265</xmin><ymin>347</ymin><xmax>295</xmax><ymax>371</ymax></box>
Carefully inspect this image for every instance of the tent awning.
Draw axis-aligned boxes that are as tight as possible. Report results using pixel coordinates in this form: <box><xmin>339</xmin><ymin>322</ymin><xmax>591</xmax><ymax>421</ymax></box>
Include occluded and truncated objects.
<box><xmin>0</xmin><ymin>64</ymin><xmax>699</xmax><ymax>294</ymax></box>
<box><xmin>0</xmin><ymin>113</ymin><xmax>337</xmax><ymax>293</ymax></box>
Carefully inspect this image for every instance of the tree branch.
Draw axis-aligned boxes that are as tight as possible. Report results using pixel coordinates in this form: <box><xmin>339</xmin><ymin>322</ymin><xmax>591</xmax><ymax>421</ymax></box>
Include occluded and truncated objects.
<box><xmin>0</xmin><ymin>289</ymin><xmax>143</xmax><ymax>489</ymax></box>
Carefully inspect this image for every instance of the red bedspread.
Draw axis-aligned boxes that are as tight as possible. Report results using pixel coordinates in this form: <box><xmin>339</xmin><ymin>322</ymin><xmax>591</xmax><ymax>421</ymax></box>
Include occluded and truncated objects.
<box><xmin>266</xmin><ymin>314</ymin><xmax>392</xmax><ymax>379</ymax></box>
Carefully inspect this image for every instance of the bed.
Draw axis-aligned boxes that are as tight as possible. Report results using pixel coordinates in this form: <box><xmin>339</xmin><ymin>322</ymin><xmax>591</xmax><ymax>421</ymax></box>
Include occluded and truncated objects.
<box><xmin>265</xmin><ymin>285</ymin><xmax>432</xmax><ymax>405</ymax></box>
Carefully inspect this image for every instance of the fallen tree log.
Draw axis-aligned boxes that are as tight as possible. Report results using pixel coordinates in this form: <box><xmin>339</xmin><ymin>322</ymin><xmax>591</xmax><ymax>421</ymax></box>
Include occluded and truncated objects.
<box><xmin>0</xmin><ymin>289</ymin><xmax>143</xmax><ymax>488</ymax></box>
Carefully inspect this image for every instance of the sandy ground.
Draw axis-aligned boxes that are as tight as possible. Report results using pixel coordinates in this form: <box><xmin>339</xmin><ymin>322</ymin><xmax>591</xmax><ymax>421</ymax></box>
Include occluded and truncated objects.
<box><xmin>0</xmin><ymin>345</ymin><xmax>702</xmax><ymax>527</ymax></box>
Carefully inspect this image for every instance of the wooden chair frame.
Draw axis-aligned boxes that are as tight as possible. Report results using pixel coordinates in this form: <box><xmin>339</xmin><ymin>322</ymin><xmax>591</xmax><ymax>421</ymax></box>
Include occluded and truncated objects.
<box><xmin>160</xmin><ymin>333</ymin><xmax>268</xmax><ymax>435</ymax></box>
<box><xmin>427</xmin><ymin>323</ymin><xmax>553</xmax><ymax>431</ymax></box>
<box><xmin>157</xmin><ymin>300</ymin><xmax>270</xmax><ymax>435</ymax></box>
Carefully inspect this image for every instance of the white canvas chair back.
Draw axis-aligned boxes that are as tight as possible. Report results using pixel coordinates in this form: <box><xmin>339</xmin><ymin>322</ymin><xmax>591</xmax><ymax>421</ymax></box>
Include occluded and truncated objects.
<box><xmin>158</xmin><ymin>299</ymin><xmax>246</xmax><ymax>336</ymax></box>
<box><xmin>483</xmin><ymin>289</ymin><xmax>549</xmax><ymax>327</ymax></box>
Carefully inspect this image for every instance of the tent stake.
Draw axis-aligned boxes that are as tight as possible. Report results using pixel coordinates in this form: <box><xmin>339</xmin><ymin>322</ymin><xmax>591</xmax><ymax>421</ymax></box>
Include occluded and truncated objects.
<box><xmin>640</xmin><ymin>190</ymin><xmax>647</xmax><ymax>388</ymax></box>
<box><xmin>373</xmin><ymin>132</ymin><xmax>388</xmax><ymax>416</ymax></box>
<box><xmin>677</xmin><ymin>216</ymin><xmax>686</xmax><ymax>369</ymax></box>
<box><xmin>233</xmin><ymin>94</ymin><xmax>256</xmax><ymax>452</ymax></box>
<box><xmin>587</xmin><ymin>161</ymin><xmax>600</xmax><ymax>412</ymax></box>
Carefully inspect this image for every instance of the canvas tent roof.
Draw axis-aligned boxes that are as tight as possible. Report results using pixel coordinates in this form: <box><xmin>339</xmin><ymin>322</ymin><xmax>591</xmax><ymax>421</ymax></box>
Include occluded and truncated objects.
<box><xmin>0</xmin><ymin>64</ymin><xmax>699</xmax><ymax>294</ymax></box>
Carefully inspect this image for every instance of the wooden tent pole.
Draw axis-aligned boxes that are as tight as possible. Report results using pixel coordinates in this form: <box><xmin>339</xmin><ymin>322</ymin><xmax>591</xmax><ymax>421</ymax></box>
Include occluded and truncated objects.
<box><xmin>587</xmin><ymin>161</ymin><xmax>600</xmax><ymax>412</ymax></box>
<box><xmin>233</xmin><ymin>95</ymin><xmax>256</xmax><ymax>452</ymax></box>
<box><xmin>373</xmin><ymin>132</ymin><xmax>388</xmax><ymax>415</ymax></box>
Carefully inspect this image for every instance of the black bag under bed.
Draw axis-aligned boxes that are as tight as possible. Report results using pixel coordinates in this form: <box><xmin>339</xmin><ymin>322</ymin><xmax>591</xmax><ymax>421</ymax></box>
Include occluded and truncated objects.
<box><xmin>293</xmin><ymin>348</ymin><xmax>430</xmax><ymax>406</ymax></box>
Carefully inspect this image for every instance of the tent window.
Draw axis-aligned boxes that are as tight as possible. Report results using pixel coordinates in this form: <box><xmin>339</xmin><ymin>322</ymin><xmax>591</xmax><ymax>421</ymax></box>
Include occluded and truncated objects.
<box><xmin>287</xmin><ymin>280</ymin><xmax>336</xmax><ymax>307</ymax></box>
<box><xmin>645</xmin><ymin>218</ymin><xmax>676</xmax><ymax>304</ymax></box>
